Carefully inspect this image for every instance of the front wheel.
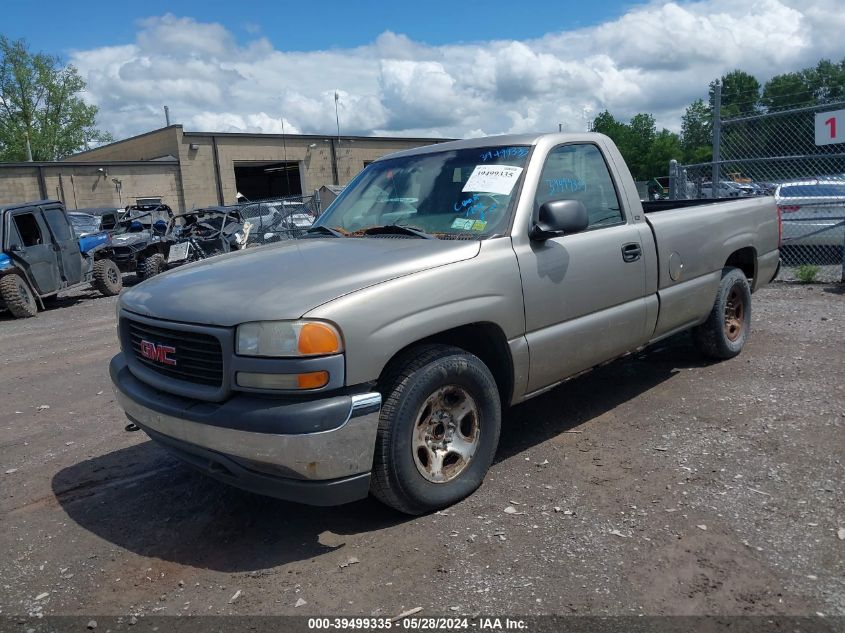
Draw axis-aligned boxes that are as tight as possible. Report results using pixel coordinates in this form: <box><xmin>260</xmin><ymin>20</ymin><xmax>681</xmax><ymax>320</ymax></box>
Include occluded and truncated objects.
<box><xmin>692</xmin><ymin>267</ymin><xmax>751</xmax><ymax>359</ymax></box>
<box><xmin>0</xmin><ymin>273</ymin><xmax>38</xmax><ymax>318</ymax></box>
<box><xmin>137</xmin><ymin>253</ymin><xmax>165</xmax><ymax>280</ymax></box>
<box><xmin>92</xmin><ymin>259</ymin><xmax>123</xmax><ymax>296</ymax></box>
<box><xmin>371</xmin><ymin>345</ymin><xmax>501</xmax><ymax>515</ymax></box>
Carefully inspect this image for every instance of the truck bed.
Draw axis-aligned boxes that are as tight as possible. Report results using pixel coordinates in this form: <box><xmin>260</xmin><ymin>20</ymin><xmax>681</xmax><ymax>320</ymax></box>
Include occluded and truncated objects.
<box><xmin>642</xmin><ymin>195</ymin><xmax>780</xmax><ymax>342</ymax></box>
<box><xmin>642</xmin><ymin>198</ymin><xmax>736</xmax><ymax>213</ymax></box>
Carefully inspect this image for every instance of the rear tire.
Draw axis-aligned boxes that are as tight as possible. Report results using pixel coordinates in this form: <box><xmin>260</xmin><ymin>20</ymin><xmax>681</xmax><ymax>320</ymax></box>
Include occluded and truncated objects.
<box><xmin>137</xmin><ymin>253</ymin><xmax>165</xmax><ymax>280</ymax></box>
<box><xmin>0</xmin><ymin>273</ymin><xmax>39</xmax><ymax>318</ymax></box>
<box><xmin>692</xmin><ymin>267</ymin><xmax>751</xmax><ymax>359</ymax></box>
<box><xmin>371</xmin><ymin>344</ymin><xmax>501</xmax><ymax>515</ymax></box>
<box><xmin>92</xmin><ymin>259</ymin><xmax>123</xmax><ymax>296</ymax></box>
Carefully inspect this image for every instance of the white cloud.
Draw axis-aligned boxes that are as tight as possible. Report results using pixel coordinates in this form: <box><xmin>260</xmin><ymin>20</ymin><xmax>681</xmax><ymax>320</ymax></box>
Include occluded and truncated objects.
<box><xmin>69</xmin><ymin>3</ymin><xmax>844</xmax><ymax>142</ymax></box>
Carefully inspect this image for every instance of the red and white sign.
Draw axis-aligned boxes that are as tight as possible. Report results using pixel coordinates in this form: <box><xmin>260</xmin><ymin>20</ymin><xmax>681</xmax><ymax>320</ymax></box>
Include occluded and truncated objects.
<box><xmin>815</xmin><ymin>109</ymin><xmax>845</xmax><ymax>146</ymax></box>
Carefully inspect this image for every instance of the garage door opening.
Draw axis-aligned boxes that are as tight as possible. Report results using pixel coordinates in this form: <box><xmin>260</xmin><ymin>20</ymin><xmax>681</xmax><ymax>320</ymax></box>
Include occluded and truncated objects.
<box><xmin>234</xmin><ymin>162</ymin><xmax>302</xmax><ymax>200</ymax></box>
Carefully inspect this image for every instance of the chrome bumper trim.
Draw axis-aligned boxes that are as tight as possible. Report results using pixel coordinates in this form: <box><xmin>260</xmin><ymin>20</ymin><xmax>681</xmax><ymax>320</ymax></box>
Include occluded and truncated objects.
<box><xmin>114</xmin><ymin>388</ymin><xmax>382</xmax><ymax>481</ymax></box>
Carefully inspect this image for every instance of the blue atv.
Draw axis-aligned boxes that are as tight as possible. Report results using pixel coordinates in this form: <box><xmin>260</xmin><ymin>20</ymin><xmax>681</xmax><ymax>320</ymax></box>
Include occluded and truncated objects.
<box><xmin>0</xmin><ymin>200</ymin><xmax>123</xmax><ymax>318</ymax></box>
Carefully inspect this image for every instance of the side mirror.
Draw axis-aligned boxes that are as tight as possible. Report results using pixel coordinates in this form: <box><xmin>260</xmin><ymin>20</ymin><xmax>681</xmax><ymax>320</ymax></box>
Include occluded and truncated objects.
<box><xmin>8</xmin><ymin>243</ymin><xmax>21</xmax><ymax>253</ymax></box>
<box><xmin>530</xmin><ymin>199</ymin><xmax>589</xmax><ymax>241</ymax></box>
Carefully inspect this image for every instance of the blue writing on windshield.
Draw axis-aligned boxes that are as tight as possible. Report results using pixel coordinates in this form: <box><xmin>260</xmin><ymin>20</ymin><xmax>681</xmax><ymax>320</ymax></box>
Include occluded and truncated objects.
<box><xmin>454</xmin><ymin>193</ymin><xmax>497</xmax><ymax>221</ymax></box>
<box><xmin>546</xmin><ymin>178</ymin><xmax>586</xmax><ymax>195</ymax></box>
<box><xmin>454</xmin><ymin>194</ymin><xmax>479</xmax><ymax>212</ymax></box>
<box><xmin>480</xmin><ymin>147</ymin><xmax>529</xmax><ymax>162</ymax></box>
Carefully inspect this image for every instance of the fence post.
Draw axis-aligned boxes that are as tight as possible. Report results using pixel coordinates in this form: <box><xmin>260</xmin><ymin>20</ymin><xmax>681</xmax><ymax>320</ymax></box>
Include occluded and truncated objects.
<box><xmin>841</xmin><ymin>223</ymin><xmax>845</xmax><ymax>283</ymax></box>
<box><xmin>668</xmin><ymin>160</ymin><xmax>678</xmax><ymax>200</ymax></box>
<box><xmin>711</xmin><ymin>83</ymin><xmax>721</xmax><ymax>198</ymax></box>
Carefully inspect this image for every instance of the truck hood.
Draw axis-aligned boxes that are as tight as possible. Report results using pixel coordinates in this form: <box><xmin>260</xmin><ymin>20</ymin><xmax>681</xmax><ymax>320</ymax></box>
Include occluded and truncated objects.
<box><xmin>119</xmin><ymin>237</ymin><xmax>481</xmax><ymax>326</ymax></box>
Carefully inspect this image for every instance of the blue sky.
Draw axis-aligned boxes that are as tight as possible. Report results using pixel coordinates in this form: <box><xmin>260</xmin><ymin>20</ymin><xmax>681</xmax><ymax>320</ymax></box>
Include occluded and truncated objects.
<box><xmin>3</xmin><ymin>1</ymin><xmax>841</xmax><ymax>141</ymax></box>
<box><xmin>4</xmin><ymin>0</ymin><xmax>633</xmax><ymax>55</ymax></box>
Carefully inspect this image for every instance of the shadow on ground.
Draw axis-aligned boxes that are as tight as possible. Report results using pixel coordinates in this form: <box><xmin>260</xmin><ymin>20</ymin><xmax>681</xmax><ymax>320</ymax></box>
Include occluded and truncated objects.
<box><xmin>53</xmin><ymin>332</ymin><xmax>704</xmax><ymax>572</ymax></box>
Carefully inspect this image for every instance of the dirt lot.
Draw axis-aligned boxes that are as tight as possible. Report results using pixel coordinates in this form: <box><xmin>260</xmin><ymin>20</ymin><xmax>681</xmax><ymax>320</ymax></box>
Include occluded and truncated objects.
<box><xmin>0</xmin><ymin>282</ymin><xmax>843</xmax><ymax>620</ymax></box>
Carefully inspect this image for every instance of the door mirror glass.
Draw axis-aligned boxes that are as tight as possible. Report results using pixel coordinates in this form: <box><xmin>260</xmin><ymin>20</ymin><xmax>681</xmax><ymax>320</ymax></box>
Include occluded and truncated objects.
<box><xmin>530</xmin><ymin>199</ymin><xmax>589</xmax><ymax>241</ymax></box>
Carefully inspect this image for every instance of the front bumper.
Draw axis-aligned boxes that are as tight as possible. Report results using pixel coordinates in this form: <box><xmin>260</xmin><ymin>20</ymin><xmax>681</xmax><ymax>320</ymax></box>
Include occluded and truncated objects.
<box><xmin>110</xmin><ymin>353</ymin><xmax>381</xmax><ymax>506</ymax></box>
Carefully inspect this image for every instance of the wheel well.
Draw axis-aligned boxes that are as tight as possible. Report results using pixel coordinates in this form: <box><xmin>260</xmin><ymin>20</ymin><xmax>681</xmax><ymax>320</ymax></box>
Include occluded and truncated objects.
<box><xmin>379</xmin><ymin>323</ymin><xmax>514</xmax><ymax>406</ymax></box>
<box><xmin>725</xmin><ymin>247</ymin><xmax>756</xmax><ymax>282</ymax></box>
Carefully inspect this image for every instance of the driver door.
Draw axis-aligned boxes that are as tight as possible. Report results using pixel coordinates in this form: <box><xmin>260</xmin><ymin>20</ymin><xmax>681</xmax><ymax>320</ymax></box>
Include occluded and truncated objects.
<box><xmin>515</xmin><ymin>143</ymin><xmax>651</xmax><ymax>393</ymax></box>
<box><xmin>7</xmin><ymin>209</ymin><xmax>60</xmax><ymax>295</ymax></box>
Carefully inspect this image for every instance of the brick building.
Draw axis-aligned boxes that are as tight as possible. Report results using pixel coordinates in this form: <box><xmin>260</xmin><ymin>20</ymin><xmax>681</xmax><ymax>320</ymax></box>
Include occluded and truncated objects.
<box><xmin>0</xmin><ymin>125</ymin><xmax>447</xmax><ymax>210</ymax></box>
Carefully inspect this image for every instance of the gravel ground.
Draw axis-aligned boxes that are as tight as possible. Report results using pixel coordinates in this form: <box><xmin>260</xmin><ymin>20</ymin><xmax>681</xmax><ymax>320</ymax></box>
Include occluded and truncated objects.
<box><xmin>0</xmin><ymin>281</ymin><xmax>843</xmax><ymax>620</ymax></box>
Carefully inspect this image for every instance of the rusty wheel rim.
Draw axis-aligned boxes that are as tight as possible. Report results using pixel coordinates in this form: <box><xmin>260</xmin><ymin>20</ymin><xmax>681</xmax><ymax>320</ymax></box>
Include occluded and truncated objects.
<box><xmin>724</xmin><ymin>285</ymin><xmax>745</xmax><ymax>342</ymax></box>
<box><xmin>411</xmin><ymin>385</ymin><xmax>480</xmax><ymax>484</ymax></box>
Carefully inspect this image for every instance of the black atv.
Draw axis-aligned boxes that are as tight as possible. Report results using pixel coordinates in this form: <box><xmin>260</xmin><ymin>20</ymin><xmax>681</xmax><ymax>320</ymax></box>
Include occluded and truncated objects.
<box><xmin>132</xmin><ymin>206</ymin><xmax>249</xmax><ymax>279</ymax></box>
<box><xmin>108</xmin><ymin>204</ymin><xmax>173</xmax><ymax>280</ymax></box>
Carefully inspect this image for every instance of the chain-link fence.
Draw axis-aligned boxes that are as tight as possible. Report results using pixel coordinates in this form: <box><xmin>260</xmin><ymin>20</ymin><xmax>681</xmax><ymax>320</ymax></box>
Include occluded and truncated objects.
<box><xmin>670</xmin><ymin>94</ymin><xmax>845</xmax><ymax>283</ymax></box>
<box><xmin>225</xmin><ymin>194</ymin><xmax>321</xmax><ymax>246</ymax></box>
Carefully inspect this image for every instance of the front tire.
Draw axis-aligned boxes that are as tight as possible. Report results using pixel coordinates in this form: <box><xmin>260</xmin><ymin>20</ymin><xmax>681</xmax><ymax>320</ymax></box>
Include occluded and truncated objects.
<box><xmin>0</xmin><ymin>273</ymin><xmax>39</xmax><ymax>318</ymax></box>
<box><xmin>92</xmin><ymin>259</ymin><xmax>123</xmax><ymax>296</ymax></box>
<box><xmin>692</xmin><ymin>267</ymin><xmax>751</xmax><ymax>359</ymax></box>
<box><xmin>137</xmin><ymin>253</ymin><xmax>165</xmax><ymax>280</ymax></box>
<box><xmin>371</xmin><ymin>345</ymin><xmax>501</xmax><ymax>515</ymax></box>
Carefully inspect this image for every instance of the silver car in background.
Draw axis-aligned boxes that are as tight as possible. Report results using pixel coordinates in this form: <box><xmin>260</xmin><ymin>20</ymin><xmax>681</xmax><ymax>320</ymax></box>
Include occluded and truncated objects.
<box><xmin>775</xmin><ymin>179</ymin><xmax>845</xmax><ymax>247</ymax></box>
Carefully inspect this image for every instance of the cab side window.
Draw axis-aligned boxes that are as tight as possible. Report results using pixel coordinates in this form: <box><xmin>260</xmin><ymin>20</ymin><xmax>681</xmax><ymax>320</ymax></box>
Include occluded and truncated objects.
<box><xmin>12</xmin><ymin>213</ymin><xmax>43</xmax><ymax>247</ymax></box>
<box><xmin>535</xmin><ymin>144</ymin><xmax>624</xmax><ymax>229</ymax></box>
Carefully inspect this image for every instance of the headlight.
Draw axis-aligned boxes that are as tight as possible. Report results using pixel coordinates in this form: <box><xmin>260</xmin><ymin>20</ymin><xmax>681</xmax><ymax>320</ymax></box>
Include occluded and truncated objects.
<box><xmin>236</xmin><ymin>320</ymin><xmax>343</xmax><ymax>357</ymax></box>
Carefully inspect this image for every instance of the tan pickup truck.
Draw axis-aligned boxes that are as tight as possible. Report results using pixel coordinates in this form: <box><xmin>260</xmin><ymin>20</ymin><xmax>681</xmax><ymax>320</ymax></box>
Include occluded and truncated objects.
<box><xmin>110</xmin><ymin>133</ymin><xmax>780</xmax><ymax>514</ymax></box>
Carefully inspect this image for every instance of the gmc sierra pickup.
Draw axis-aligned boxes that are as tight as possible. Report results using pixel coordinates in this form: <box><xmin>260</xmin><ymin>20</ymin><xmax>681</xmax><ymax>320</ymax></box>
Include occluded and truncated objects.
<box><xmin>110</xmin><ymin>133</ymin><xmax>780</xmax><ymax>514</ymax></box>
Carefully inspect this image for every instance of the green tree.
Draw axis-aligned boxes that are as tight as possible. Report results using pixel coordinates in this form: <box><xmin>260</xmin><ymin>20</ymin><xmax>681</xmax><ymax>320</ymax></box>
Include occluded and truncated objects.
<box><xmin>592</xmin><ymin>110</ymin><xmax>680</xmax><ymax>180</ymax></box>
<box><xmin>805</xmin><ymin>58</ymin><xmax>845</xmax><ymax>103</ymax></box>
<box><xmin>627</xmin><ymin>113</ymin><xmax>657</xmax><ymax>178</ymax></box>
<box><xmin>760</xmin><ymin>71</ymin><xmax>814</xmax><ymax>111</ymax></box>
<box><xmin>0</xmin><ymin>36</ymin><xmax>112</xmax><ymax>161</ymax></box>
<box><xmin>680</xmin><ymin>99</ymin><xmax>712</xmax><ymax>163</ymax></box>
<box><xmin>710</xmin><ymin>69</ymin><xmax>761</xmax><ymax>118</ymax></box>
<box><xmin>645</xmin><ymin>129</ymin><xmax>682</xmax><ymax>177</ymax></box>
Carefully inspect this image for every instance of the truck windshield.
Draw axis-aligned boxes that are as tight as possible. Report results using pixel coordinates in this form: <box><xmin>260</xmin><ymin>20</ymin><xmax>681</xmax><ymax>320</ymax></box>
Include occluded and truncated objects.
<box><xmin>312</xmin><ymin>145</ymin><xmax>531</xmax><ymax>239</ymax></box>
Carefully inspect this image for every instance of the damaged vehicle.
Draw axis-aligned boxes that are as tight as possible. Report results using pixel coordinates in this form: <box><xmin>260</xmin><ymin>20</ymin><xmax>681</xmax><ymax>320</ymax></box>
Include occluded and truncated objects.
<box><xmin>111</xmin><ymin>133</ymin><xmax>780</xmax><ymax>513</ymax></box>
<box><xmin>1</xmin><ymin>200</ymin><xmax>122</xmax><ymax>318</ymax></box>
<box><xmin>131</xmin><ymin>206</ymin><xmax>250</xmax><ymax>277</ymax></box>
<box><xmin>109</xmin><ymin>204</ymin><xmax>172</xmax><ymax>279</ymax></box>
<box><xmin>240</xmin><ymin>200</ymin><xmax>315</xmax><ymax>245</ymax></box>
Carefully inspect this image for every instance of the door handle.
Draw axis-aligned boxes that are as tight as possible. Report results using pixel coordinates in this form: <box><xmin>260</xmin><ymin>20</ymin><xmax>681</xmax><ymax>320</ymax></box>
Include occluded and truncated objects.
<box><xmin>621</xmin><ymin>242</ymin><xmax>642</xmax><ymax>262</ymax></box>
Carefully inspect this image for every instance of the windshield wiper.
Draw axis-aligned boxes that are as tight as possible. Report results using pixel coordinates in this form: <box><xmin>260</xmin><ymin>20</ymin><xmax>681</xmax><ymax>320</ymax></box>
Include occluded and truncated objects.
<box><xmin>360</xmin><ymin>224</ymin><xmax>436</xmax><ymax>239</ymax></box>
<box><xmin>304</xmin><ymin>225</ymin><xmax>345</xmax><ymax>238</ymax></box>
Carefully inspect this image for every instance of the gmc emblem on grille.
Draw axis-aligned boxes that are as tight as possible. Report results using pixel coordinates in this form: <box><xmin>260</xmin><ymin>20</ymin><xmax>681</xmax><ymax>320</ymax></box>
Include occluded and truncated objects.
<box><xmin>140</xmin><ymin>340</ymin><xmax>177</xmax><ymax>366</ymax></box>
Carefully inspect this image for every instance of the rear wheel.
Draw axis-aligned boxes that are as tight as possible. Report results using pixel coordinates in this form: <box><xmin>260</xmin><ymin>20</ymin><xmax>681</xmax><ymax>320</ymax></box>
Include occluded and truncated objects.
<box><xmin>692</xmin><ymin>267</ymin><xmax>751</xmax><ymax>359</ymax></box>
<box><xmin>92</xmin><ymin>259</ymin><xmax>123</xmax><ymax>296</ymax></box>
<box><xmin>0</xmin><ymin>273</ymin><xmax>38</xmax><ymax>318</ymax></box>
<box><xmin>137</xmin><ymin>253</ymin><xmax>165</xmax><ymax>280</ymax></box>
<box><xmin>371</xmin><ymin>344</ymin><xmax>501</xmax><ymax>515</ymax></box>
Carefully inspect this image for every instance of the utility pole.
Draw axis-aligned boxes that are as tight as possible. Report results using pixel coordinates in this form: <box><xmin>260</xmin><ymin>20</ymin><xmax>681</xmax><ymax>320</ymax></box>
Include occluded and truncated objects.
<box><xmin>280</xmin><ymin>114</ymin><xmax>291</xmax><ymax>195</ymax></box>
<box><xmin>334</xmin><ymin>92</ymin><xmax>341</xmax><ymax>138</ymax></box>
<box><xmin>711</xmin><ymin>83</ymin><xmax>722</xmax><ymax>197</ymax></box>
